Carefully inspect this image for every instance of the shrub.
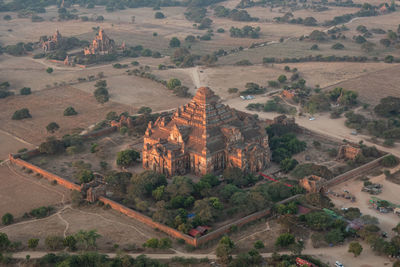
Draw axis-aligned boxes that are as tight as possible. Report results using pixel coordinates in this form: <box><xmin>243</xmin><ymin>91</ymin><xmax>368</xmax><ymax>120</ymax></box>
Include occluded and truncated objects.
<box><xmin>20</xmin><ymin>87</ymin><xmax>31</xmax><ymax>95</ymax></box>
<box><xmin>46</xmin><ymin>67</ymin><xmax>53</xmax><ymax>74</ymax></box>
<box><xmin>77</xmin><ymin>170</ymin><xmax>94</xmax><ymax>184</ymax></box>
<box><xmin>116</xmin><ymin>149</ymin><xmax>140</xmax><ymax>167</ymax></box>
<box><xmin>331</xmin><ymin>43</ymin><xmax>345</xmax><ymax>50</ymax></box>
<box><xmin>45</xmin><ymin>236</ymin><xmax>64</xmax><ymax>250</ymax></box>
<box><xmin>2</xmin><ymin>213</ymin><xmax>13</xmax><ymax>225</ymax></box>
<box><xmin>228</xmin><ymin>88</ymin><xmax>238</xmax><ymax>94</ymax></box>
<box><xmin>12</xmin><ymin>108</ymin><xmax>31</xmax><ymax>120</ymax></box>
<box><xmin>46</xmin><ymin>122</ymin><xmax>60</xmax><ymax>133</ymax></box>
<box><xmin>169</xmin><ymin>37</ymin><xmax>181</xmax><ymax>48</ymax></box>
<box><xmin>30</xmin><ymin>206</ymin><xmax>54</xmax><ymax>218</ymax></box>
<box><xmin>28</xmin><ymin>238</ymin><xmax>39</xmax><ymax>249</ymax></box>
<box><xmin>278</xmin><ymin>75</ymin><xmax>287</xmax><ymax>83</ymax></box>
<box><xmin>381</xmin><ymin>155</ymin><xmax>398</xmax><ymax>167</ymax></box>
<box><xmin>167</xmin><ymin>78</ymin><xmax>181</xmax><ymax>90</ymax></box>
<box><xmin>275</xmin><ymin>233</ymin><xmax>295</xmax><ymax>247</ymax></box>
<box><xmin>154</xmin><ymin>12</ymin><xmax>165</xmax><ymax>19</ymax></box>
<box><xmin>64</xmin><ymin>106</ymin><xmax>77</xmax><ymax>116</ymax></box>
<box><xmin>254</xmin><ymin>240</ymin><xmax>264</xmax><ymax>249</ymax></box>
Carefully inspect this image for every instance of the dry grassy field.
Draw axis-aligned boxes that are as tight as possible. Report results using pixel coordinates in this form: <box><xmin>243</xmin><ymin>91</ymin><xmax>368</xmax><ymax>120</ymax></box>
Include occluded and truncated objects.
<box><xmin>0</xmin><ymin>86</ymin><xmax>132</xmax><ymax>144</ymax></box>
<box><xmin>324</xmin><ymin>64</ymin><xmax>400</xmax><ymax>105</ymax></box>
<box><xmin>0</xmin><ymin>164</ymin><xmax>70</xmax><ymax>217</ymax></box>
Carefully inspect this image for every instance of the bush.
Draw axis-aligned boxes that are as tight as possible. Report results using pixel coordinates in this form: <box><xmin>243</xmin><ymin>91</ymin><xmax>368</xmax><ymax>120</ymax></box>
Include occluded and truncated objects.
<box><xmin>228</xmin><ymin>88</ymin><xmax>238</xmax><ymax>94</ymax></box>
<box><xmin>381</xmin><ymin>155</ymin><xmax>398</xmax><ymax>167</ymax></box>
<box><xmin>12</xmin><ymin>108</ymin><xmax>31</xmax><ymax>120</ymax></box>
<box><xmin>310</xmin><ymin>44</ymin><xmax>319</xmax><ymax>50</ymax></box>
<box><xmin>169</xmin><ymin>37</ymin><xmax>181</xmax><ymax>48</ymax></box>
<box><xmin>235</xmin><ymin>59</ymin><xmax>252</xmax><ymax>66</ymax></box>
<box><xmin>46</xmin><ymin>67</ymin><xmax>53</xmax><ymax>74</ymax></box>
<box><xmin>167</xmin><ymin>78</ymin><xmax>181</xmax><ymax>90</ymax></box>
<box><xmin>30</xmin><ymin>206</ymin><xmax>54</xmax><ymax>218</ymax></box>
<box><xmin>64</xmin><ymin>106</ymin><xmax>77</xmax><ymax>116</ymax></box>
<box><xmin>275</xmin><ymin>233</ymin><xmax>295</xmax><ymax>247</ymax></box>
<box><xmin>278</xmin><ymin>75</ymin><xmax>287</xmax><ymax>83</ymax></box>
<box><xmin>254</xmin><ymin>240</ymin><xmax>264</xmax><ymax>249</ymax></box>
<box><xmin>154</xmin><ymin>12</ymin><xmax>165</xmax><ymax>19</ymax></box>
<box><xmin>2</xmin><ymin>213</ymin><xmax>13</xmax><ymax>225</ymax></box>
<box><xmin>45</xmin><ymin>236</ymin><xmax>64</xmax><ymax>250</ymax></box>
<box><xmin>116</xmin><ymin>149</ymin><xmax>140</xmax><ymax>167</ymax></box>
<box><xmin>331</xmin><ymin>43</ymin><xmax>345</xmax><ymax>50</ymax></box>
<box><xmin>28</xmin><ymin>238</ymin><xmax>39</xmax><ymax>249</ymax></box>
<box><xmin>20</xmin><ymin>87</ymin><xmax>31</xmax><ymax>95</ymax></box>
<box><xmin>77</xmin><ymin>170</ymin><xmax>94</xmax><ymax>184</ymax></box>
<box><xmin>46</xmin><ymin>122</ymin><xmax>60</xmax><ymax>133</ymax></box>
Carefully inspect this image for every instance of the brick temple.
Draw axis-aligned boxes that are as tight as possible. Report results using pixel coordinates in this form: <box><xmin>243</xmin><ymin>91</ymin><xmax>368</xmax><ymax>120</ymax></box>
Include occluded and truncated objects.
<box><xmin>84</xmin><ymin>29</ymin><xmax>115</xmax><ymax>55</ymax></box>
<box><xmin>142</xmin><ymin>87</ymin><xmax>271</xmax><ymax>176</ymax></box>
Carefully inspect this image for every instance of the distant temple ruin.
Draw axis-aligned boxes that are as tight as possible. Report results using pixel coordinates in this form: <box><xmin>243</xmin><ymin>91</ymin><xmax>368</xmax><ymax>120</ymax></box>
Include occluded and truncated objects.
<box><xmin>40</xmin><ymin>30</ymin><xmax>62</xmax><ymax>52</ymax></box>
<box><xmin>84</xmin><ymin>29</ymin><xmax>115</xmax><ymax>55</ymax></box>
<box><xmin>142</xmin><ymin>87</ymin><xmax>271</xmax><ymax>176</ymax></box>
<box><xmin>336</xmin><ymin>144</ymin><xmax>361</xmax><ymax>161</ymax></box>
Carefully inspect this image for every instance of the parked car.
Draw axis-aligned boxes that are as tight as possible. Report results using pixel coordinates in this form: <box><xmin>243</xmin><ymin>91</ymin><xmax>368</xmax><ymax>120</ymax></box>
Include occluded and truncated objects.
<box><xmin>335</xmin><ymin>261</ymin><xmax>344</xmax><ymax>267</ymax></box>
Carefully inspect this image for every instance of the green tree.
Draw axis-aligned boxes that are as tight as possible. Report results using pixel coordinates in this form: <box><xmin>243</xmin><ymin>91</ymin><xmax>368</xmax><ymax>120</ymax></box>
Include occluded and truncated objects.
<box><xmin>216</xmin><ymin>236</ymin><xmax>234</xmax><ymax>264</ymax></box>
<box><xmin>75</xmin><ymin>230</ymin><xmax>101</xmax><ymax>250</ymax></box>
<box><xmin>169</xmin><ymin>37</ymin><xmax>181</xmax><ymax>48</ymax></box>
<box><xmin>46</xmin><ymin>67</ymin><xmax>53</xmax><ymax>74</ymax></box>
<box><xmin>28</xmin><ymin>238</ymin><xmax>39</xmax><ymax>249</ymax></box>
<box><xmin>12</xmin><ymin>108</ymin><xmax>31</xmax><ymax>120</ymax></box>
<box><xmin>275</xmin><ymin>233</ymin><xmax>295</xmax><ymax>247</ymax></box>
<box><xmin>20</xmin><ymin>87</ymin><xmax>31</xmax><ymax>95</ymax></box>
<box><xmin>154</xmin><ymin>12</ymin><xmax>165</xmax><ymax>19</ymax></box>
<box><xmin>331</xmin><ymin>43</ymin><xmax>345</xmax><ymax>50</ymax></box>
<box><xmin>348</xmin><ymin>241</ymin><xmax>363</xmax><ymax>257</ymax></box>
<box><xmin>0</xmin><ymin>233</ymin><xmax>11</xmax><ymax>252</ymax></box>
<box><xmin>143</xmin><ymin>238</ymin><xmax>159</xmax><ymax>248</ymax></box>
<box><xmin>138</xmin><ymin>106</ymin><xmax>152</xmax><ymax>114</ymax></box>
<box><xmin>116</xmin><ymin>149</ymin><xmax>140</xmax><ymax>167</ymax></box>
<box><xmin>63</xmin><ymin>235</ymin><xmax>77</xmax><ymax>251</ymax></box>
<box><xmin>167</xmin><ymin>78</ymin><xmax>181</xmax><ymax>90</ymax></box>
<box><xmin>158</xmin><ymin>238</ymin><xmax>172</xmax><ymax>249</ymax></box>
<box><xmin>254</xmin><ymin>240</ymin><xmax>264</xmax><ymax>249</ymax></box>
<box><xmin>64</xmin><ymin>106</ymin><xmax>78</xmax><ymax>116</ymax></box>
<box><xmin>46</xmin><ymin>122</ymin><xmax>60</xmax><ymax>133</ymax></box>
<box><xmin>278</xmin><ymin>75</ymin><xmax>287</xmax><ymax>83</ymax></box>
<box><xmin>77</xmin><ymin>169</ymin><xmax>94</xmax><ymax>184</ymax></box>
<box><xmin>39</xmin><ymin>137</ymin><xmax>64</xmax><ymax>154</ymax></box>
<box><xmin>94</xmin><ymin>80</ymin><xmax>109</xmax><ymax>104</ymax></box>
<box><xmin>1</xmin><ymin>213</ymin><xmax>13</xmax><ymax>225</ymax></box>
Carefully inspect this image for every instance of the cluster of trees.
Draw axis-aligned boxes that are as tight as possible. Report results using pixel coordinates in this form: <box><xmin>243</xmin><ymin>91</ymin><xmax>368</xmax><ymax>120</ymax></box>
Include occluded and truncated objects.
<box><xmin>268</xmin><ymin>132</ymin><xmax>306</xmax><ymax>172</ymax></box>
<box><xmin>274</xmin><ymin>12</ymin><xmax>317</xmax><ymax>26</ymax></box>
<box><xmin>0</xmin><ymin>81</ymin><xmax>13</xmax><ymax>99</ymax></box>
<box><xmin>213</xmin><ymin>5</ymin><xmax>258</xmax><ymax>21</ymax></box>
<box><xmin>247</xmin><ymin>97</ymin><xmax>296</xmax><ymax>116</ymax></box>
<box><xmin>230</xmin><ymin>26</ymin><xmax>260</xmax><ymax>38</ymax></box>
<box><xmin>322</xmin><ymin>2</ymin><xmax>390</xmax><ymax>27</ymax></box>
<box><xmin>4</xmin><ymin>42</ymin><xmax>33</xmax><ymax>56</ymax></box>
<box><xmin>240</xmin><ymin>82</ymin><xmax>266</xmax><ymax>95</ymax></box>
<box><xmin>142</xmin><ymin>237</ymin><xmax>172</xmax><ymax>249</ymax></box>
<box><xmin>263</xmin><ymin>55</ymin><xmax>370</xmax><ymax>64</ymax></box>
<box><xmin>33</xmin><ymin>253</ymin><xmax>166</xmax><ymax>267</ymax></box>
<box><xmin>93</xmin><ymin>80</ymin><xmax>109</xmax><ymax>104</ymax></box>
<box><xmin>170</xmin><ymin>47</ymin><xmax>217</xmax><ymax>68</ymax></box>
<box><xmin>358</xmin><ymin>222</ymin><xmax>400</xmax><ymax>258</ymax></box>
<box><xmin>106</xmin><ymin>168</ymin><xmax>296</xmax><ymax>233</ymax></box>
<box><xmin>166</xmin><ymin>78</ymin><xmax>191</xmax><ymax>97</ymax></box>
<box><xmin>343</xmin><ymin>97</ymin><xmax>400</xmax><ymax>141</ymax></box>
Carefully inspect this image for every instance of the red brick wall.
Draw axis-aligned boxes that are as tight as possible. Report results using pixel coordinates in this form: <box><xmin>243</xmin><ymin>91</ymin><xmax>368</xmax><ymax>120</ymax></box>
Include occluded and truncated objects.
<box><xmin>98</xmin><ymin>197</ymin><xmax>197</xmax><ymax>246</ymax></box>
<box><xmin>9</xmin><ymin>154</ymin><xmax>81</xmax><ymax>191</ymax></box>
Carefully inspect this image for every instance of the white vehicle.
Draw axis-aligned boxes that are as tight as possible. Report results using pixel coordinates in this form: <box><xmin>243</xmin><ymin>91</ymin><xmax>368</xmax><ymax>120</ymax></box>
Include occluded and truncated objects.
<box><xmin>335</xmin><ymin>261</ymin><xmax>344</xmax><ymax>267</ymax></box>
<box><xmin>309</xmin><ymin>117</ymin><xmax>315</xmax><ymax>121</ymax></box>
<box><xmin>351</xmin><ymin>131</ymin><xmax>358</xmax><ymax>135</ymax></box>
